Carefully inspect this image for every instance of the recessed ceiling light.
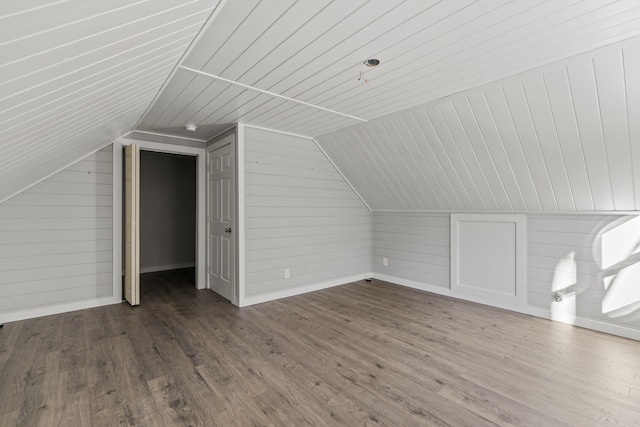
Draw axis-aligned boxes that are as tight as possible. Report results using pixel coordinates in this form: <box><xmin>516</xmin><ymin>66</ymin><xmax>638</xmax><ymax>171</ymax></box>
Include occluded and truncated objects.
<box><xmin>185</xmin><ymin>124</ymin><xmax>197</xmax><ymax>132</ymax></box>
<box><xmin>364</xmin><ymin>58</ymin><xmax>380</xmax><ymax>67</ymax></box>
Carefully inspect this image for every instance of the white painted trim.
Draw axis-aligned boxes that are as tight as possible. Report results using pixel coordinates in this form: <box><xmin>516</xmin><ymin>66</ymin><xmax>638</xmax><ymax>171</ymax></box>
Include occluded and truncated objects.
<box><xmin>373</xmin><ymin>273</ymin><xmax>640</xmax><ymax>342</ymax></box>
<box><xmin>126</xmin><ymin>130</ymin><xmax>207</xmax><ymax>143</ymax></box>
<box><xmin>131</xmin><ymin>0</ymin><xmax>229</xmax><ymax>130</ymax></box>
<box><xmin>0</xmin><ymin>142</ymin><xmax>112</xmax><ymax>204</ymax></box>
<box><xmin>372</xmin><ymin>210</ymin><xmax>640</xmax><ymax>216</ymax></box>
<box><xmin>242</xmin><ymin>124</ymin><xmax>313</xmax><ymax>140</ymax></box>
<box><xmin>312</xmin><ymin>137</ymin><xmax>372</xmax><ymax>212</ymax></box>
<box><xmin>112</xmin><ymin>141</ymin><xmax>123</xmax><ymax>302</ymax></box>
<box><xmin>237</xmin><ymin>124</ymin><xmax>246</xmax><ymax>308</ymax></box>
<box><xmin>140</xmin><ymin>262</ymin><xmax>196</xmax><ymax>274</ymax></box>
<box><xmin>241</xmin><ymin>273</ymin><xmax>372</xmax><ymax>307</ymax></box>
<box><xmin>451</xmin><ymin>213</ymin><xmax>526</xmax><ymax>307</ymax></box>
<box><xmin>0</xmin><ymin>296</ymin><xmax>122</xmax><ymax>325</ymax></box>
<box><xmin>207</xmin><ymin>125</ymin><xmax>238</xmax><ymax>143</ymax></box>
<box><xmin>116</xmin><ymin>137</ymin><xmax>206</xmax><ymax>290</ymax></box>
<box><xmin>180</xmin><ymin>66</ymin><xmax>367</xmax><ymax>123</ymax></box>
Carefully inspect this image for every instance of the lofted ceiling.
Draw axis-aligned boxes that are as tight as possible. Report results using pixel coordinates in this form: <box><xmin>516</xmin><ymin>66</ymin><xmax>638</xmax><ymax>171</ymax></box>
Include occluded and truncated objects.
<box><xmin>0</xmin><ymin>0</ymin><xmax>221</xmax><ymax>203</ymax></box>
<box><xmin>136</xmin><ymin>0</ymin><xmax>640</xmax><ymax>140</ymax></box>
<box><xmin>3</xmin><ymin>0</ymin><xmax>640</xmax><ymax>210</ymax></box>
<box><xmin>316</xmin><ymin>36</ymin><xmax>640</xmax><ymax>212</ymax></box>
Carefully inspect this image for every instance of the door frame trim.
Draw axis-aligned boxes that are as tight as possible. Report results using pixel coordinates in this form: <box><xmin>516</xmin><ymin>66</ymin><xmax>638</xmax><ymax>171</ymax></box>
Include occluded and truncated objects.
<box><xmin>114</xmin><ymin>137</ymin><xmax>206</xmax><ymax>291</ymax></box>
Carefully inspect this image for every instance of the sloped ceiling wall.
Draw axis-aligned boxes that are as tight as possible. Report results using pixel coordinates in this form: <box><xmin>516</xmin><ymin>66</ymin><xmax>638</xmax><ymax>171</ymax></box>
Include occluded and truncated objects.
<box><xmin>0</xmin><ymin>0</ymin><xmax>220</xmax><ymax>203</ymax></box>
<box><xmin>316</xmin><ymin>36</ymin><xmax>640</xmax><ymax>212</ymax></box>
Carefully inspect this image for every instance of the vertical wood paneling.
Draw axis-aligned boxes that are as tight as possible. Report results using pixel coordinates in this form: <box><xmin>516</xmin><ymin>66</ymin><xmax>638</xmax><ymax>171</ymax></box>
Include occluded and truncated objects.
<box><xmin>566</xmin><ymin>57</ymin><xmax>615</xmax><ymax>211</ymax></box>
<box><xmin>521</xmin><ymin>73</ymin><xmax>575</xmax><ymax>210</ymax></box>
<box><xmin>317</xmin><ymin>38</ymin><xmax>640</xmax><ymax>213</ymax></box>
<box><xmin>593</xmin><ymin>49</ymin><xmax>635</xmax><ymax>210</ymax></box>
<box><xmin>624</xmin><ymin>43</ymin><xmax>640</xmax><ymax>210</ymax></box>
<box><xmin>542</xmin><ymin>66</ymin><xmax>594</xmax><ymax>211</ymax></box>
<box><xmin>243</xmin><ymin>127</ymin><xmax>370</xmax><ymax>298</ymax></box>
<box><xmin>0</xmin><ymin>146</ymin><xmax>113</xmax><ymax>316</ymax></box>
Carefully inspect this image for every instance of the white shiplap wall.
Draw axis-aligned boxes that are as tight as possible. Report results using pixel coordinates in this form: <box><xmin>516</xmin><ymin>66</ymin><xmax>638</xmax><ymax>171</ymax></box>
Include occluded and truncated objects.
<box><xmin>373</xmin><ymin>211</ymin><xmax>640</xmax><ymax>339</ymax></box>
<box><xmin>373</xmin><ymin>212</ymin><xmax>449</xmax><ymax>289</ymax></box>
<box><xmin>243</xmin><ymin>127</ymin><xmax>371</xmax><ymax>303</ymax></box>
<box><xmin>0</xmin><ymin>145</ymin><xmax>114</xmax><ymax>323</ymax></box>
<box><xmin>527</xmin><ymin>214</ymin><xmax>640</xmax><ymax>331</ymax></box>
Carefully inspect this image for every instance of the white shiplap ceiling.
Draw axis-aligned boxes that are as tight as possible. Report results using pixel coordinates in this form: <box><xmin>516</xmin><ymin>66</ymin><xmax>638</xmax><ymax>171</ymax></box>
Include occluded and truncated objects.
<box><xmin>3</xmin><ymin>0</ymin><xmax>640</xmax><ymax>211</ymax></box>
<box><xmin>317</xmin><ymin>36</ymin><xmax>640</xmax><ymax>212</ymax></box>
<box><xmin>136</xmin><ymin>0</ymin><xmax>640</xmax><ymax>140</ymax></box>
<box><xmin>0</xmin><ymin>0</ymin><xmax>221</xmax><ymax>203</ymax></box>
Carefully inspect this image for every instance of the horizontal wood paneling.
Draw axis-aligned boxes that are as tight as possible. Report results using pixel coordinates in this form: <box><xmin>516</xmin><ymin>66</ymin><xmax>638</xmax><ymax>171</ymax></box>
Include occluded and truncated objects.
<box><xmin>0</xmin><ymin>146</ymin><xmax>114</xmax><ymax>315</ymax></box>
<box><xmin>317</xmin><ymin>37</ymin><xmax>640</xmax><ymax>212</ymax></box>
<box><xmin>373</xmin><ymin>211</ymin><xmax>640</xmax><ymax>334</ymax></box>
<box><xmin>243</xmin><ymin>127</ymin><xmax>370</xmax><ymax>298</ymax></box>
<box><xmin>526</xmin><ymin>214</ymin><xmax>640</xmax><ymax>329</ymax></box>
<box><xmin>373</xmin><ymin>212</ymin><xmax>450</xmax><ymax>289</ymax></box>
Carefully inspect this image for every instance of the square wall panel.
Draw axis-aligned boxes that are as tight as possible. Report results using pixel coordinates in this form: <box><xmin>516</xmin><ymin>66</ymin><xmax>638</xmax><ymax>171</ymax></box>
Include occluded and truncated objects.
<box><xmin>451</xmin><ymin>214</ymin><xmax>526</xmax><ymax>307</ymax></box>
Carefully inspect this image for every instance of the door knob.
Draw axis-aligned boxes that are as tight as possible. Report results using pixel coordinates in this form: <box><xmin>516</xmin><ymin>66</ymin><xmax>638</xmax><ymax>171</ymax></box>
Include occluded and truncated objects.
<box><xmin>225</xmin><ymin>228</ymin><xmax>232</xmax><ymax>233</ymax></box>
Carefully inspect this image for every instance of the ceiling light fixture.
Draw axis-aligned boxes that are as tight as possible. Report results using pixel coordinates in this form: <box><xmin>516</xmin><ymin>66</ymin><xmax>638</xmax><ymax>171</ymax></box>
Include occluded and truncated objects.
<box><xmin>364</xmin><ymin>58</ymin><xmax>380</xmax><ymax>67</ymax></box>
<box><xmin>185</xmin><ymin>124</ymin><xmax>197</xmax><ymax>132</ymax></box>
<box><xmin>358</xmin><ymin>58</ymin><xmax>380</xmax><ymax>83</ymax></box>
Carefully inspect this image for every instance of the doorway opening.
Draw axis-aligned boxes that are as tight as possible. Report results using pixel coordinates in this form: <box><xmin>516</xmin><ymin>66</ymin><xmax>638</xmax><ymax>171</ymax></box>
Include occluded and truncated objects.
<box><xmin>139</xmin><ymin>151</ymin><xmax>196</xmax><ymax>275</ymax></box>
<box><xmin>121</xmin><ymin>140</ymin><xmax>206</xmax><ymax>306</ymax></box>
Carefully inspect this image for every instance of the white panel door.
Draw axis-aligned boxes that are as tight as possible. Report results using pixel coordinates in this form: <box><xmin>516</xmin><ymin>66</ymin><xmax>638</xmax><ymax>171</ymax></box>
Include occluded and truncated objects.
<box><xmin>451</xmin><ymin>214</ymin><xmax>525</xmax><ymax>307</ymax></box>
<box><xmin>124</xmin><ymin>144</ymin><xmax>140</xmax><ymax>306</ymax></box>
<box><xmin>207</xmin><ymin>136</ymin><xmax>235</xmax><ymax>301</ymax></box>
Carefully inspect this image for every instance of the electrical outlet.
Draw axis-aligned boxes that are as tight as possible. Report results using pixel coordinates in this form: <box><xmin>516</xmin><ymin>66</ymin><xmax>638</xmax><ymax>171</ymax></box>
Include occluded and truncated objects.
<box><xmin>284</xmin><ymin>268</ymin><xmax>290</xmax><ymax>279</ymax></box>
<box><xmin>383</xmin><ymin>257</ymin><xmax>388</xmax><ymax>267</ymax></box>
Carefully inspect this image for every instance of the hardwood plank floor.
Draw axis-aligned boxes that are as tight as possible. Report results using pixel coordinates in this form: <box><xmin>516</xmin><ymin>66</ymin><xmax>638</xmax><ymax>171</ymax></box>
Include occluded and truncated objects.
<box><xmin>1</xmin><ymin>269</ymin><xmax>639</xmax><ymax>426</ymax></box>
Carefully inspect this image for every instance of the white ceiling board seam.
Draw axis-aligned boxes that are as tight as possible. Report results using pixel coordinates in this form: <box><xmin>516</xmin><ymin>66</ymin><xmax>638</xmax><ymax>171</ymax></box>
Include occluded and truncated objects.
<box><xmin>589</xmin><ymin>57</ymin><xmax>617</xmax><ymax>209</ymax></box>
<box><xmin>622</xmin><ymin>49</ymin><xmax>639</xmax><ymax>210</ymax></box>
<box><xmin>310</xmin><ymin>138</ymin><xmax>371</xmax><ymax>213</ymax></box>
<box><xmin>0</xmin><ymin>47</ymin><xmax>185</xmax><ymax>130</ymax></box>
<box><xmin>0</xmin><ymin>140</ymin><xmax>113</xmax><ymax>205</ymax></box>
<box><xmin>132</xmin><ymin>0</ymin><xmax>228</xmax><ymax>130</ymax></box>
<box><xmin>498</xmin><ymin>85</ymin><xmax>547</xmax><ymax>210</ymax></box>
<box><xmin>0</xmin><ymin>0</ymin><xmax>71</xmax><ymax>21</ymax></box>
<box><xmin>0</xmin><ymin>1</ymin><xmax>209</xmax><ymax>80</ymax></box>
<box><xmin>0</xmin><ymin>1</ymin><xmax>148</xmax><ymax>48</ymax></box>
<box><xmin>242</xmin><ymin>124</ymin><xmax>312</xmax><ymax>141</ymax></box>
<box><xmin>540</xmin><ymin>72</ymin><xmax>578</xmax><ymax>210</ymax></box>
<box><xmin>179</xmin><ymin>65</ymin><xmax>367</xmax><ymax>123</ymax></box>
<box><xmin>128</xmin><ymin>130</ymin><xmax>207</xmax><ymax>143</ymax></box>
<box><xmin>372</xmin><ymin>210</ymin><xmax>640</xmax><ymax>216</ymax></box>
<box><xmin>0</xmin><ymin>33</ymin><xmax>196</xmax><ymax>117</ymax></box>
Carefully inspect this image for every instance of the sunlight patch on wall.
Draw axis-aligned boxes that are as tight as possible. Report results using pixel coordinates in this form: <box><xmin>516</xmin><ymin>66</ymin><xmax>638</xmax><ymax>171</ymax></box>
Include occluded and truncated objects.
<box><xmin>551</xmin><ymin>251</ymin><xmax>576</xmax><ymax>292</ymax></box>
<box><xmin>602</xmin><ymin>263</ymin><xmax>640</xmax><ymax>318</ymax></box>
<box><xmin>550</xmin><ymin>251</ymin><xmax>577</xmax><ymax>324</ymax></box>
<box><xmin>601</xmin><ymin>216</ymin><xmax>640</xmax><ymax>269</ymax></box>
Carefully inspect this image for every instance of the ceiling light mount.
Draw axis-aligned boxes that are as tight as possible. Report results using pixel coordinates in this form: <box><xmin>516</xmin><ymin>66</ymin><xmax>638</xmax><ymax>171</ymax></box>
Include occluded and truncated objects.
<box><xmin>184</xmin><ymin>123</ymin><xmax>198</xmax><ymax>132</ymax></box>
<box><xmin>364</xmin><ymin>58</ymin><xmax>380</xmax><ymax>67</ymax></box>
<box><xmin>358</xmin><ymin>58</ymin><xmax>380</xmax><ymax>83</ymax></box>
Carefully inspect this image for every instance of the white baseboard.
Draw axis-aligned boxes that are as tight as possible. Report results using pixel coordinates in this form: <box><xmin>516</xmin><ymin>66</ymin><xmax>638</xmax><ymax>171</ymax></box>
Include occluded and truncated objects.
<box><xmin>373</xmin><ymin>273</ymin><xmax>640</xmax><ymax>342</ymax></box>
<box><xmin>240</xmin><ymin>272</ymin><xmax>372</xmax><ymax>307</ymax></box>
<box><xmin>140</xmin><ymin>262</ymin><xmax>195</xmax><ymax>274</ymax></box>
<box><xmin>0</xmin><ymin>296</ymin><xmax>122</xmax><ymax>325</ymax></box>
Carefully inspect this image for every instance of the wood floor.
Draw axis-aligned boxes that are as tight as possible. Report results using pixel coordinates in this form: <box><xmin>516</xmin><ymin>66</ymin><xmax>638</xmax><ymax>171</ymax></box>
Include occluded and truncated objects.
<box><xmin>1</xmin><ymin>270</ymin><xmax>639</xmax><ymax>426</ymax></box>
